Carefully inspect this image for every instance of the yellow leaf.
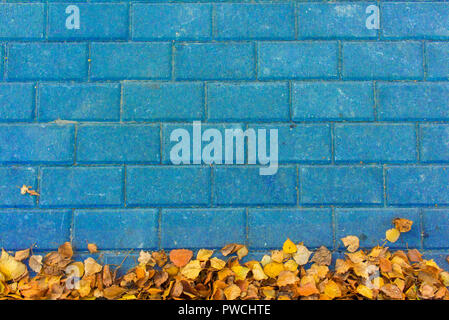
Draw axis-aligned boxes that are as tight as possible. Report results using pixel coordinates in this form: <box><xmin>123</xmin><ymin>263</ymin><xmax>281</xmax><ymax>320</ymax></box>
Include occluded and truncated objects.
<box><xmin>260</xmin><ymin>255</ymin><xmax>272</xmax><ymax>266</ymax></box>
<box><xmin>231</xmin><ymin>265</ymin><xmax>249</xmax><ymax>281</ymax></box>
<box><xmin>263</xmin><ymin>262</ymin><xmax>284</xmax><ymax>278</ymax></box>
<box><xmin>277</xmin><ymin>271</ymin><xmax>298</xmax><ymax>286</ymax></box>
<box><xmin>181</xmin><ymin>260</ymin><xmax>202</xmax><ymax>280</ymax></box>
<box><xmin>224</xmin><ymin>284</ymin><xmax>241</xmax><ymax>300</ymax></box>
<box><xmin>0</xmin><ymin>250</ymin><xmax>27</xmax><ymax>281</ymax></box>
<box><xmin>210</xmin><ymin>257</ymin><xmax>226</xmax><ymax>270</ymax></box>
<box><xmin>84</xmin><ymin>257</ymin><xmax>102</xmax><ymax>276</ymax></box>
<box><xmin>236</xmin><ymin>246</ymin><xmax>249</xmax><ymax>260</ymax></box>
<box><xmin>87</xmin><ymin>243</ymin><xmax>98</xmax><ymax>254</ymax></box>
<box><xmin>282</xmin><ymin>239</ymin><xmax>297</xmax><ymax>254</ymax></box>
<box><xmin>356</xmin><ymin>284</ymin><xmax>373</xmax><ymax>299</ymax></box>
<box><xmin>197</xmin><ymin>249</ymin><xmax>214</xmax><ymax>261</ymax></box>
<box><xmin>386</xmin><ymin>228</ymin><xmax>400</xmax><ymax>243</ymax></box>
<box><xmin>341</xmin><ymin>235</ymin><xmax>360</xmax><ymax>253</ymax></box>
<box><xmin>284</xmin><ymin>259</ymin><xmax>298</xmax><ymax>272</ymax></box>
<box><xmin>324</xmin><ymin>280</ymin><xmax>342</xmax><ymax>299</ymax></box>
<box><xmin>271</xmin><ymin>250</ymin><xmax>284</xmax><ymax>263</ymax></box>
<box><xmin>251</xmin><ymin>263</ymin><xmax>268</xmax><ymax>281</ymax></box>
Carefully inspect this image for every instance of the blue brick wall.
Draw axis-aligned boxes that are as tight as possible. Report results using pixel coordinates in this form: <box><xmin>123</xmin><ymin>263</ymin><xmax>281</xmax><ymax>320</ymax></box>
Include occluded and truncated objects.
<box><xmin>0</xmin><ymin>1</ymin><xmax>449</xmax><ymax>267</ymax></box>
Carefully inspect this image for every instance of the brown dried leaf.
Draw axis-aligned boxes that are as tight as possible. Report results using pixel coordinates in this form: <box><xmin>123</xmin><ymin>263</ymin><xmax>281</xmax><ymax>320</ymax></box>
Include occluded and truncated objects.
<box><xmin>87</xmin><ymin>243</ymin><xmax>98</xmax><ymax>254</ymax></box>
<box><xmin>169</xmin><ymin>249</ymin><xmax>193</xmax><ymax>268</ymax></box>
<box><xmin>341</xmin><ymin>235</ymin><xmax>359</xmax><ymax>253</ymax></box>
<box><xmin>311</xmin><ymin>246</ymin><xmax>332</xmax><ymax>266</ymax></box>
<box><xmin>393</xmin><ymin>218</ymin><xmax>413</xmax><ymax>233</ymax></box>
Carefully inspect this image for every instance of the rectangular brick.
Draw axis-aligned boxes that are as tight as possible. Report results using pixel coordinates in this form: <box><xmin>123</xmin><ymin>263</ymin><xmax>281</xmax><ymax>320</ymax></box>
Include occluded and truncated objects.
<box><xmin>420</xmin><ymin>124</ymin><xmax>449</xmax><ymax>163</ymax></box>
<box><xmin>207</xmin><ymin>82</ymin><xmax>289</xmax><ymax>122</ymax></box>
<box><xmin>162</xmin><ymin>123</ymin><xmax>244</xmax><ymax>164</ymax></box>
<box><xmin>7</xmin><ymin>43</ymin><xmax>87</xmax><ymax>81</ymax></box>
<box><xmin>48</xmin><ymin>4</ymin><xmax>128</xmax><ymax>40</ymax></box>
<box><xmin>91</xmin><ymin>43</ymin><xmax>171</xmax><ymax>80</ymax></box>
<box><xmin>0</xmin><ymin>83</ymin><xmax>34</xmax><ymax>122</ymax></box>
<box><xmin>248</xmin><ymin>208</ymin><xmax>333</xmax><ymax>249</ymax></box>
<box><xmin>126</xmin><ymin>166</ymin><xmax>210</xmax><ymax>206</ymax></box>
<box><xmin>0</xmin><ymin>45</ymin><xmax>3</xmax><ymax>79</ymax></box>
<box><xmin>298</xmin><ymin>3</ymin><xmax>378</xmax><ymax>39</ymax></box>
<box><xmin>377</xmin><ymin>82</ymin><xmax>449</xmax><ymax>121</ymax></box>
<box><xmin>336</xmin><ymin>209</ymin><xmax>421</xmax><ymax>249</ymax></box>
<box><xmin>122</xmin><ymin>82</ymin><xmax>204</xmax><ymax>121</ymax></box>
<box><xmin>215</xmin><ymin>3</ymin><xmax>294</xmax><ymax>40</ymax></box>
<box><xmin>39</xmin><ymin>83</ymin><xmax>120</xmax><ymax>121</ymax></box>
<box><xmin>342</xmin><ymin>42</ymin><xmax>423</xmax><ymax>80</ymax></box>
<box><xmin>292</xmin><ymin>82</ymin><xmax>374</xmax><ymax>121</ymax></box>
<box><xmin>0</xmin><ymin>167</ymin><xmax>37</xmax><ymax>207</ymax></box>
<box><xmin>0</xmin><ymin>124</ymin><xmax>74</xmax><ymax>164</ymax></box>
<box><xmin>423</xmin><ymin>209</ymin><xmax>449</xmax><ymax>249</ymax></box>
<box><xmin>76</xmin><ymin>124</ymin><xmax>160</xmax><ymax>164</ymax></box>
<box><xmin>74</xmin><ymin>209</ymin><xmax>158</xmax><ymax>250</ymax></box>
<box><xmin>175</xmin><ymin>43</ymin><xmax>255</xmax><ymax>80</ymax></box>
<box><xmin>249</xmin><ymin>124</ymin><xmax>331</xmax><ymax>163</ymax></box>
<box><xmin>300</xmin><ymin>166</ymin><xmax>383</xmax><ymax>205</ymax></box>
<box><xmin>0</xmin><ymin>4</ymin><xmax>44</xmax><ymax>40</ymax></box>
<box><xmin>387</xmin><ymin>166</ymin><xmax>449</xmax><ymax>205</ymax></box>
<box><xmin>335</xmin><ymin>124</ymin><xmax>417</xmax><ymax>163</ymax></box>
<box><xmin>40</xmin><ymin>167</ymin><xmax>123</xmax><ymax>207</ymax></box>
<box><xmin>258</xmin><ymin>42</ymin><xmax>338</xmax><ymax>80</ymax></box>
<box><xmin>213</xmin><ymin>166</ymin><xmax>297</xmax><ymax>205</ymax></box>
<box><xmin>132</xmin><ymin>4</ymin><xmax>211</xmax><ymax>40</ymax></box>
<box><xmin>0</xmin><ymin>210</ymin><xmax>71</xmax><ymax>250</ymax></box>
<box><xmin>382</xmin><ymin>3</ymin><xmax>449</xmax><ymax>39</ymax></box>
<box><xmin>161</xmin><ymin>208</ymin><xmax>245</xmax><ymax>249</ymax></box>
<box><xmin>426</xmin><ymin>42</ymin><xmax>449</xmax><ymax>80</ymax></box>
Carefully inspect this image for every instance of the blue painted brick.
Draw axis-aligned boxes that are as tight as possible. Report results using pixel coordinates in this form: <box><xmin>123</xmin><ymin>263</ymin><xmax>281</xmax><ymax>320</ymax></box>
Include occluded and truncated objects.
<box><xmin>76</xmin><ymin>124</ymin><xmax>160</xmax><ymax>164</ymax></box>
<box><xmin>175</xmin><ymin>43</ymin><xmax>255</xmax><ymax>80</ymax></box>
<box><xmin>298</xmin><ymin>3</ymin><xmax>378</xmax><ymax>39</ymax></box>
<box><xmin>387</xmin><ymin>166</ymin><xmax>449</xmax><ymax>205</ymax></box>
<box><xmin>258</xmin><ymin>42</ymin><xmax>338</xmax><ymax>80</ymax></box>
<box><xmin>0</xmin><ymin>167</ymin><xmax>36</xmax><ymax>207</ymax></box>
<box><xmin>248</xmin><ymin>208</ymin><xmax>333</xmax><ymax>249</ymax></box>
<box><xmin>335</xmin><ymin>124</ymin><xmax>417</xmax><ymax>163</ymax></box>
<box><xmin>213</xmin><ymin>166</ymin><xmax>297</xmax><ymax>205</ymax></box>
<box><xmin>161</xmin><ymin>208</ymin><xmax>245</xmax><ymax>249</ymax></box>
<box><xmin>207</xmin><ymin>82</ymin><xmax>289</xmax><ymax>122</ymax></box>
<box><xmin>48</xmin><ymin>4</ymin><xmax>128</xmax><ymax>40</ymax></box>
<box><xmin>0</xmin><ymin>210</ymin><xmax>71</xmax><ymax>250</ymax></box>
<box><xmin>0</xmin><ymin>124</ymin><xmax>74</xmax><ymax>164</ymax></box>
<box><xmin>292</xmin><ymin>82</ymin><xmax>374</xmax><ymax>121</ymax></box>
<box><xmin>7</xmin><ymin>43</ymin><xmax>87</xmax><ymax>81</ymax></box>
<box><xmin>382</xmin><ymin>3</ymin><xmax>449</xmax><ymax>39</ymax></box>
<box><xmin>74</xmin><ymin>209</ymin><xmax>158</xmax><ymax>250</ymax></box>
<box><xmin>0</xmin><ymin>4</ymin><xmax>44</xmax><ymax>40</ymax></box>
<box><xmin>91</xmin><ymin>43</ymin><xmax>171</xmax><ymax>80</ymax></box>
<box><xmin>423</xmin><ymin>209</ymin><xmax>449</xmax><ymax>249</ymax></box>
<box><xmin>162</xmin><ymin>123</ymin><xmax>244</xmax><ymax>164</ymax></box>
<box><xmin>377</xmin><ymin>82</ymin><xmax>449</xmax><ymax>121</ymax></box>
<box><xmin>126</xmin><ymin>166</ymin><xmax>210</xmax><ymax>206</ymax></box>
<box><xmin>39</xmin><ymin>83</ymin><xmax>120</xmax><ymax>121</ymax></box>
<box><xmin>342</xmin><ymin>42</ymin><xmax>423</xmax><ymax>80</ymax></box>
<box><xmin>336</xmin><ymin>208</ymin><xmax>421</xmax><ymax>249</ymax></box>
<box><xmin>122</xmin><ymin>82</ymin><xmax>204</xmax><ymax>121</ymax></box>
<box><xmin>40</xmin><ymin>167</ymin><xmax>123</xmax><ymax>207</ymax></box>
<box><xmin>420</xmin><ymin>124</ymin><xmax>449</xmax><ymax>163</ymax></box>
<box><xmin>421</xmin><ymin>251</ymin><xmax>449</xmax><ymax>270</ymax></box>
<box><xmin>0</xmin><ymin>83</ymin><xmax>34</xmax><ymax>122</ymax></box>
<box><xmin>249</xmin><ymin>124</ymin><xmax>331</xmax><ymax>163</ymax></box>
<box><xmin>0</xmin><ymin>45</ymin><xmax>3</xmax><ymax>80</ymax></box>
<box><xmin>132</xmin><ymin>4</ymin><xmax>211</xmax><ymax>40</ymax></box>
<box><xmin>300</xmin><ymin>166</ymin><xmax>383</xmax><ymax>205</ymax></box>
<box><xmin>215</xmin><ymin>3</ymin><xmax>295</xmax><ymax>40</ymax></box>
<box><xmin>426</xmin><ymin>42</ymin><xmax>449</xmax><ymax>80</ymax></box>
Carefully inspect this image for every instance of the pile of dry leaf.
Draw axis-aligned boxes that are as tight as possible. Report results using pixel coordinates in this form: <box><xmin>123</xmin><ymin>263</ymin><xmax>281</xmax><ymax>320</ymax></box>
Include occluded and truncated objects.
<box><xmin>1</xmin><ymin>217</ymin><xmax>449</xmax><ymax>300</ymax></box>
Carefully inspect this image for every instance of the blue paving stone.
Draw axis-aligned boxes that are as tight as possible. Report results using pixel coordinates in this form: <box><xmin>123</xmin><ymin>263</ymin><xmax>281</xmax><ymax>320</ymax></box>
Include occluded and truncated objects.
<box><xmin>0</xmin><ymin>4</ymin><xmax>44</xmax><ymax>40</ymax></box>
<box><xmin>0</xmin><ymin>83</ymin><xmax>35</xmax><ymax>122</ymax></box>
<box><xmin>292</xmin><ymin>82</ymin><xmax>374</xmax><ymax>121</ymax></box>
<box><xmin>132</xmin><ymin>4</ymin><xmax>211</xmax><ymax>40</ymax></box>
<box><xmin>122</xmin><ymin>82</ymin><xmax>204</xmax><ymax>121</ymax></box>
<box><xmin>48</xmin><ymin>3</ymin><xmax>128</xmax><ymax>40</ymax></box>
<box><xmin>215</xmin><ymin>3</ymin><xmax>295</xmax><ymax>40</ymax></box>
<box><xmin>335</xmin><ymin>124</ymin><xmax>417</xmax><ymax>163</ymax></box>
<box><xmin>0</xmin><ymin>210</ymin><xmax>71</xmax><ymax>250</ymax></box>
<box><xmin>248</xmin><ymin>208</ymin><xmax>333</xmax><ymax>249</ymax></box>
<box><xmin>207</xmin><ymin>82</ymin><xmax>289</xmax><ymax>122</ymax></box>
<box><xmin>76</xmin><ymin>124</ymin><xmax>160</xmax><ymax>164</ymax></box>
<box><xmin>426</xmin><ymin>42</ymin><xmax>449</xmax><ymax>80</ymax></box>
<box><xmin>300</xmin><ymin>166</ymin><xmax>383</xmax><ymax>205</ymax></box>
<box><xmin>0</xmin><ymin>124</ymin><xmax>74</xmax><ymax>164</ymax></box>
<box><xmin>420</xmin><ymin>124</ymin><xmax>449</xmax><ymax>163</ymax></box>
<box><xmin>126</xmin><ymin>166</ymin><xmax>211</xmax><ymax>206</ymax></box>
<box><xmin>336</xmin><ymin>208</ymin><xmax>421</xmax><ymax>249</ymax></box>
<box><xmin>423</xmin><ymin>209</ymin><xmax>449</xmax><ymax>249</ymax></box>
<box><xmin>161</xmin><ymin>208</ymin><xmax>245</xmax><ymax>248</ymax></box>
<box><xmin>73</xmin><ymin>209</ymin><xmax>158</xmax><ymax>250</ymax></box>
<box><xmin>40</xmin><ymin>167</ymin><xmax>123</xmax><ymax>207</ymax></box>
<box><xmin>0</xmin><ymin>167</ymin><xmax>37</xmax><ymax>208</ymax></box>
<box><xmin>39</xmin><ymin>83</ymin><xmax>120</xmax><ymax>121</ymax></box>
<box><xmin>342</xmin><ymin>42</ymin><xmax>423</xmax><ymax>80</ymax></box>
<box><xmin>258</xmin><ymin>42</ymin><xmax>338</xmax><ymax>79</ymax></box>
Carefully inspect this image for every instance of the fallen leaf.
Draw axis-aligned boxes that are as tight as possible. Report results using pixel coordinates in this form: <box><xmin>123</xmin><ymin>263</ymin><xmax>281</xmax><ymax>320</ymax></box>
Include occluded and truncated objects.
<box><xmin>14</xmin><ymin>249</ymin><xmax>30</xmax><ymax>261</ymax></box>
<box><xmin>293</xmin><ymin>245</ymin><xmax>312</xmax><ymax>265</ymax></box>
<box><xmin>58</xmin><ymin>242</ymin><xmax>73</xmax><ymax>259</ymax></box>
<box><xmin>386</xmin><ymin>228</ymin><xmax>400</xmax><ymax>243</ymax></box>
<box><xmin>311</xmin><ymin>246</ymin><xmax>332</xmax><ymax>266</ymax></box>
<box><xmin>181</xmin><ymin>260</ymin><xmax>202</xmax><ymax>280</ymax></box>
<box><xmin>356</xmin><ymin>284</ymin><xmax>373</xmax><ymax>299</ymax></box>
<box><xmin>197</xmin><ymin>249</ymin><xmax>214</xmax><ymax>261</ymax></box>
<box><xmin>236</xmin><ymin>246</ymin><xmax>249</xmax><ymax>260</ymax></box>
<box><xmin>341</xmin><ymin>235</ymin><xmax>359</xmax><ymax>253</ymax></box>
<box><xmin>169</xmin><ymin>249</ymin><xmax>193</xmax><ymax>268</ymax></box>
<box><xmin>84</xmin><ymin>258</ymin><xmax>102</xmax><ymax>277</ymax></box>
<box><xmin>28</xmin><ymin>255</ymin><xmax>43</xmax><ymax>273</ymax></box>
<box><xmin>87</xmin><ymin>243</ymin><xmax>98</xmax><ymax>254</ymax></box>
<box><xmin>324</xmin><ymin>280</ymin><xmax>342</xmax><ymax>299</ymax></box>
<box><xmin>210</xmin><ymin>257</ymin><xmax>226</xmax><ymax>270</ymax></box>
<box><xmin>393</xmin><ymin>218</ymin><xmax>413</xmax><ymax>233</ymax></box>
<box><xmin>277</xmin><ymin>271</ymin><xmax>298</xmax><ymax>286</ymax></box>
<box><xmin>263</xmin><ymin>262</ymin><xmax>284</xmax><ymax>278</ymax></box>
<box><xmin>0</xmin><ymin>250</ymin><xmax>27</xmax><ymax>281</ymax></box>
<box><xmin>138</xmin><ymin>250</ymin><xmax>154</xmax><ymax>266</ymax></box>
<box><xmin>297</xmin><ymin>282</ymin><xmax>319</xmax><ymax>296</ymax></box>
<box><xmin>282</xmin><ymin>239</ymin><xmax>297</xmax><ymax>254</ymax></box>
<box><xmin>224</xmin><ymin>284</ymin><xmax>241</xmax><ymax>300</ymax></box>
<box><xmin>251</xmin><ymin>263</ymin><xmax>268</xmax><ymax>281</ymax></box>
